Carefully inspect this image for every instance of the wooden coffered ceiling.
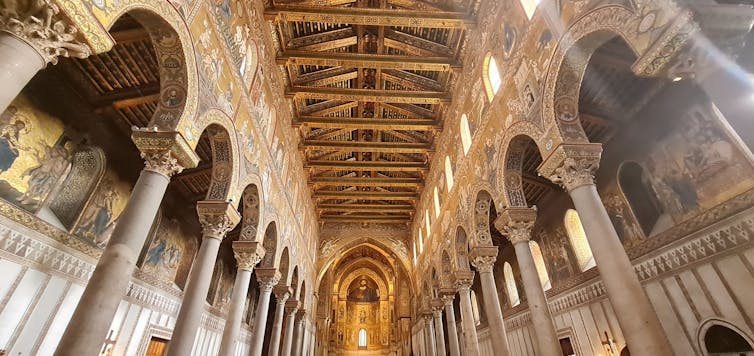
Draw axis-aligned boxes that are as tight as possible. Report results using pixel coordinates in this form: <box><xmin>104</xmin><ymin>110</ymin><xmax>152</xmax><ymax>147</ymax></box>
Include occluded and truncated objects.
<box><xmin>267</xmin><ymin>0</ymin><xmax>473</xmax><ymax>225</ymax></box>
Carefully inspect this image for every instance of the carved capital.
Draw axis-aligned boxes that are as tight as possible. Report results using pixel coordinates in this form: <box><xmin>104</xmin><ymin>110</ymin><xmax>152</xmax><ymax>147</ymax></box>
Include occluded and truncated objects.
<box><xmin>538</xmin><ymin>143</ymin><xmax>602</xmax><ymax>192</ymax></box>
<box><xmin>296</xmin><ymin>309</ymin><xmax>307</xmax><ymax>322</ymax></box>
<box><xmin>469</xmin><ymin>245</ymin><xmax>498</xmax><ymax>273</ymax></box>
<box><xmin>496</xmin><ymin>207</ymin><xmax>536</xmax><ymax>245</ymax></box>
<box><xmin>431</xmin><ymin>299</ymin><xmax>444</xmax><ymax>315</ymax></box>
<box><xmin>133</xmin><ymin>130</ymin><xmax>200</xmax><ymax>176</ymax></box>
<box><xmin>453</xmin><ymin>270</ymin><xmax>474</xmax><ymax>291</ymax></box>
<box><xmin>196</xmin><ymin>200</ymin><xmax>241</xmax><ymax>239</ymax></box>
<box><xmin>0</xmin><ymin>0</ymin><xmax>92</xmax><ymax>65</ymax></box>
<box><xmin>232</xmin><ymin>241</ymin><xmax>265</xmax><ymax>271</ymax></box>
<box><xmin>285</xmin><ymin>299</ymin><xmax>301</xmax><ymax>314</ymax></box>
<box><xmin>256</xmin><ymin>268</ymin><xmax>281</xmax><ymax>292</ymax></box>
<box><xmin>274</xmin><ymin>285</ymin><xmax>293</xmax><ymax>302</ymax></box>
<box><xmin>440</xmin><ymin>294</ymin><xmax>455</xmax><ymax>306</ymax></box>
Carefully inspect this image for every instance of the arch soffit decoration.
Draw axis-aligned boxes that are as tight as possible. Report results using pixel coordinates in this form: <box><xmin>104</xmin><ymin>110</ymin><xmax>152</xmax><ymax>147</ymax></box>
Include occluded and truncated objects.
<box><xmin>497</xmin><ymin>131</ymin><xmax>545</xmax><ymax>208</ymax></box>
<box><xmin>470</xmin><ymin>189</ymin><xmax>497</xmax><ymax>247</ymax></box>
<box><xmin>541</xmin><ymin>4</ymin><xmax>692</xmax><ymax>148</ymax></box>
<box><xmin>317</xmin><ymin>239</ymin><xmax>413</xmax><ymax>290</ymax></box>
<box><xmin>337</xmin><ymin>267</ymin><xmax>389</xmax><ymax>302</ymax></box>
<box><xmin>238</xmin><ymin>183</ymin><xmax>263</xmax><ymax>241</ymax></box>
<box><xmin>75</xmin><ymin>0</ymin><xmax>200</xmax><ymax>138</ymax></box>
<box><xmin>333</xmin><ymin>257</ymin><xmax>394</xmax><ymax>296</ymax></box>
<box><xmin>194</xmin><ymin>109</ymin><xmax>241</xmax><ymax>204</ymax></box>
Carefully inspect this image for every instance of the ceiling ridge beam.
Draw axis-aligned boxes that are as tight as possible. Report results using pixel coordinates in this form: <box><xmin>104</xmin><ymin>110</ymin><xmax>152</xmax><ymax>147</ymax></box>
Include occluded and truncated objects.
<box><xmin>310</xmin><ymin>176</ymin><xmax>423</xmax><ymax>187</ymax></box>
<box><xmin>314</xmin><ymin>191</ymin><xmax>418</xmax><ymax>199</ymax></box>
<box><xmin>265</xmin><ymin>6</ymin><xmax>475</xmax><ymax>29</ymax></box>
<box><xmin>293</xmin><ymin>116</ymin><xmax>441</xmax><ymax>130</ymax></box>
<box><xmin>286</xmin><ymin>86</ymin><xmax>450</xmax><ymax>104</ymax></box>
<box><xmin>278</xmin><ymin>51</ymin><xmax>460</xmax><ymax>71</ymax></box>
<box><xmin>301</xmin><ymin>140</ymin><xmax>432</xmax><ymax>153</ymax></box>
<box><xmin>305</xmin><ymin>160</ymin><xmax>428</xmax><ymax>171</ymax></box>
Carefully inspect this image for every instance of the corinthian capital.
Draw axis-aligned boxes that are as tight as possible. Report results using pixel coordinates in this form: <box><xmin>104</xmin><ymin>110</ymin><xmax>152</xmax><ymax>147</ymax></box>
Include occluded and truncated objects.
<box><xmin>196</xmin><ymin>200</ymin><xmax>241</xmax><ymax>240</ymax></box>
<box><xmin>495</xmin><ymin>207</ymin><xmax>536</xmax><ymax>245</ymax></box>
<box><xmin>132</xmin><ymin>131</ymin><xmax>200</xmax><ymax>177</ymax></box>
<box><xmin>256</xmin><ymin>268</ymin><xmax>281</xmax><ymax>292</ymax></box>
<box><xmin>440</xmin><ymin>294</ymin><xmax>455</xmax><ymax>306</ymax></box>
<box><xmin>453</xmin><ymin>270</ymin><xmax>474</xmax><ymax>292</ymax></box>
<box><xmin>469</xmin><ymin>245</ymin><xmax>498</xmax><ymax>273</ymax></box>
<box><xmin>537</xmin><ymin>143</ymin><xmax>602</xmax><ymax>192</ymax></box>
<box><xmin>0</xmin><ymin>0</ymin><xmax>92</xmax><ymax>64</ymax></box>
<box><xmin>232</xmin><ymin>241</ymin><xmax>265</xmax><ymax>271</ymax></box>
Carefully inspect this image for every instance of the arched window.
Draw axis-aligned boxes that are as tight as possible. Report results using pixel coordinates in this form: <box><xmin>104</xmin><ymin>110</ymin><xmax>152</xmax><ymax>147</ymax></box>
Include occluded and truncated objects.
<box><xmin>484</xmin><ymin>55</ymin><xmax>502</xmax><ymax>102</ymax></box>
<box><xmin>704</xmin><ymin>324</ymin><xmax>754</xmax><ymax>354</ymax></box>
<box><xmin>460</xmin><ymin>114</ymin><xmax>472</xmax><ymax>155</ymax></box>
<box><xmin>433</xmin><ymin>187</ymin><xmax>441</xmax><ymax>218</ymax></box>
<box><xmin>530</xmin><ymin>241</ymin><xmax>552</xmax><ymax>291</ymax></box>
<box><xmin>470</xmin><ymin>290</ymin><xmax>481</xmax><ymax>325</ymax></box>
<box><xmin>565</xmin><ymin>209</ymin><xmax>596</xmax><ymax>271</ymax></box>
<box><xmin>418</xmin><ymin>230</ymin><xmax>424</xmax><ymax>254</ymax></box>
<box><xmin>445</xmin><ymin>156</ymin><xmax>454</xmax><ymax>191</ymax></box>
<box><xmin>619</xmin><ymin>162</ymin><xmax>662</xmax><ymax>237</ymax></box>
<box><xmin>425</xmin><ymin>210</ymin><xmax>431</xmax><ymax>237</ymax></box>
<box><xmin>503</xmin><ymin>262</ymin><xmax>520</xmax><ymax>307</ymax></box>
<box><xmin>413</xmin><ymin>240</ymin><xmax>418</xmax><ymax>265</ymax></box>
<box><xmin>521</xmin><ymin>0</ymin><xmax>540</xmax><ymax>19</ymax></box>
<box><xmin>358</xmin><ymin>329</ymin><xmax>367</xmax><ymax>348</ymax></box>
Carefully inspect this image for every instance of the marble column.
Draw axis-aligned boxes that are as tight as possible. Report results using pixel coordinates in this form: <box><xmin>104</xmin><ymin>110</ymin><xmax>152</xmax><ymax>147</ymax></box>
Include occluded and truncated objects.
<box><xmin>440</xmin><ymin>294</ymin><xmax>461</xmax><ymax>356</ymax></box>
<box><xmin>496</xmin><ymin>208</ymin><xmax>561</xmax><ymax>356</ymax></box>
<box><xmin>423</xmin><ymin>312</ymin><xmax>438</xmax><ymax>356</ymax></box>
<box><xmin>432</xmin><ymin>300</ymin><xmax>447</xmax><ymax>356</ymax></box>
<box><xmin>218</xmin><ymin>241</ymin><xmax>266</xmax><ymax>356</ymax></box>
<box><xmin>167</xmin><ymin>201</ymin><xmax>241</xmax><ymax>356</ymax></box>
<box><xmin>268</xmin><ymin>286</ymin><xmax>292</xmax><ymax>356</ymax></box>
<box><xmin>470</xmin><ymin>246</ymin><xmax>511</xmax><ymax>356</ymax></box>
<box><xmin>543</xmin><ymin>150</ymin><xmax>673</xmax><ymax>355</ymax></box>
<box><xmin>55</xmin><ymin>133</ymin><xmax>195</xmax><ymax>356</ymax></box>
<box><xmin>454</xmin><ymin>271</ymin><xmax>480</xmax><ymax>356</ymax></box>
<box><xmin>250</xmin><ymin>269</ymin><xmax>282</xmax><ymax>356</ymax></box>
<box><xmin>0</xmin><ymin>2</ymin><xmax>91</xmax><ymax>113</ymax></box>
<box><xmin>280</xmin><ymin>300</ymin><xmax>300</xmax><ymax>356</ymax></box>
<box><xmin>292</xmin><ymin>309</ymin><xmax>307</xmax><ymax>356</ymax></box>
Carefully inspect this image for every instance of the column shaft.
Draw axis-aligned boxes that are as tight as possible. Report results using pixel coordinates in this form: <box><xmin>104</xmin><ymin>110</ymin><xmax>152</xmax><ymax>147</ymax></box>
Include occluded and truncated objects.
<box><xmin>478</xmin><ymin>271</ymin><xmax>511</xmax><ymax>355</ymax></box>
<box><xmin>249</xmin><ymin>287</ymin><xmax>274</xmax><ymax>356</ymax></box>
<box><xmin>457</xmin><ymin>289</ymin><xmax>480</xmax><ymax>356</ymax></box>
<box><xmin>513</xmin><ymin>241</ymin><xmax>561</xmax><ymax>356</ymax></box>
<box><xmin>424</xmin><ymin>318</ymin><xmax>437</xmax><ymax>355</ymax></box>
<box><xmin>443</xmin><ymin>302</ymin><xmax>461</xmax><ymax>356</ymax></box>
<box><xmin>55</xmin><ymin>169</ymin><xmax>170</xmax><ymax>356</ymax></box>
<box><xmin>0</xmin><ymin>33</ymin><xmax>45</xmax><ymax>113</ymax></box>
<box><xmin>570</xmin><ymin>184</ymin><xmax>673</xmax><ymax>355</ymax></box>
<box><xmin>280</xmin><ymin>309</ymin><xmax>298</xmax><ymax>356</ymax></box>
<box><xmin>167</xmin><ymin>236</ymin><xmax>223</xmax><ymax>356</ymax></box>
<box><xmin>218</xmin><ymin>269</ymin><xmax>253</xmax><ymax>356</ymax></box>
<box><xmin>433</xmin><ymin>312</ymin><xmax>447</xmax><ymax>356</ymax></box>
<box><xmin>268</xmin><ymin>299</ymin><xmax>287</xmax><ymax>356</ymax></box>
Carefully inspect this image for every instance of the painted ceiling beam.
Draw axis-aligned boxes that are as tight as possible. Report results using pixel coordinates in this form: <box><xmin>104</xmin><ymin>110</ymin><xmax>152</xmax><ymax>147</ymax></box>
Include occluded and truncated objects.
<box><xmin>304</xmin><ymin>160</ymin><xmax>428</xmax><ymax>171</ymax></box>
<box><xmin>319</xmin><ymin>216</ymin><xmax>411</xmax><ymax>223</ymax></box>
<box><xmin>264</xmin><ymin>6</ymin><xmax>475</xmax><ymax>29</ymax></box>
<box><xmin>293</xmin><ymin>116</ymin><xmax>441</xmax><ymax>131</ymax></box>
<box><xmin>301</xmin><ymin>140</ymin><xmax>432</xmax><ymax>153</ymax></box>
<box><xmin>317</xmin><ymin>204</ymin><xmax>415</xmax><ymax>213</ymax></box>
<box><xmin>278</xmin><ymin>51</ymin><xmax>460</xmax><ymax>71</ymax></box>
<box><xmin>313</xmin><ymin>190</ymin><xmax>418</xmax><ymax>200</ymax></box>
<box><xmin>286</xmin><ymin>87</ymin><xmax>451</xmax><ymax>104</ymax></box>
<box><xmin>310</xmin><ymin>176</ymin><xmax>423</xmax><ymax>187</ymax></box>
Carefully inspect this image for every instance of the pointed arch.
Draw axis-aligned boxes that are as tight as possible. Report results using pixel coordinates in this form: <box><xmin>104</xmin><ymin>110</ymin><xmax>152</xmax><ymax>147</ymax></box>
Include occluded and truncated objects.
<box><xmin>460</xmin><ymin>114</ymin><xmax>472</xmax><ymax>155</ymax></box>
<box><xmin>472</xmin><ymin>190</ymin><xmax>494</xmax><ymax>247</ymax></box>
<box><xmin>238</xmin><ymin>184</ymin><xmax>261</xmax><ymax>241</ymax></box>
<box><xmin>260</xmin><ymin>221</ymin><xmax>277</xmax><ymax>268</ymax></box>
<box><xmin>455</xmin><ymin>226</ymin><xmax>470</xmax><ymax>270</ymax></box>
<box><xmin>445</xmin><ymin>156</ymin><xmax>455</xmax><ymax>191</ymax></box>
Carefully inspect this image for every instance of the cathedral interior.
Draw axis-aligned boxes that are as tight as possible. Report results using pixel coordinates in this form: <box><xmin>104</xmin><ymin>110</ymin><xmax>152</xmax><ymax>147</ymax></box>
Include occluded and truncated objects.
<box><xmin>0</xmin><ymin>0</ymin><xmax>754</xmax><ymax>355</ymax></box>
